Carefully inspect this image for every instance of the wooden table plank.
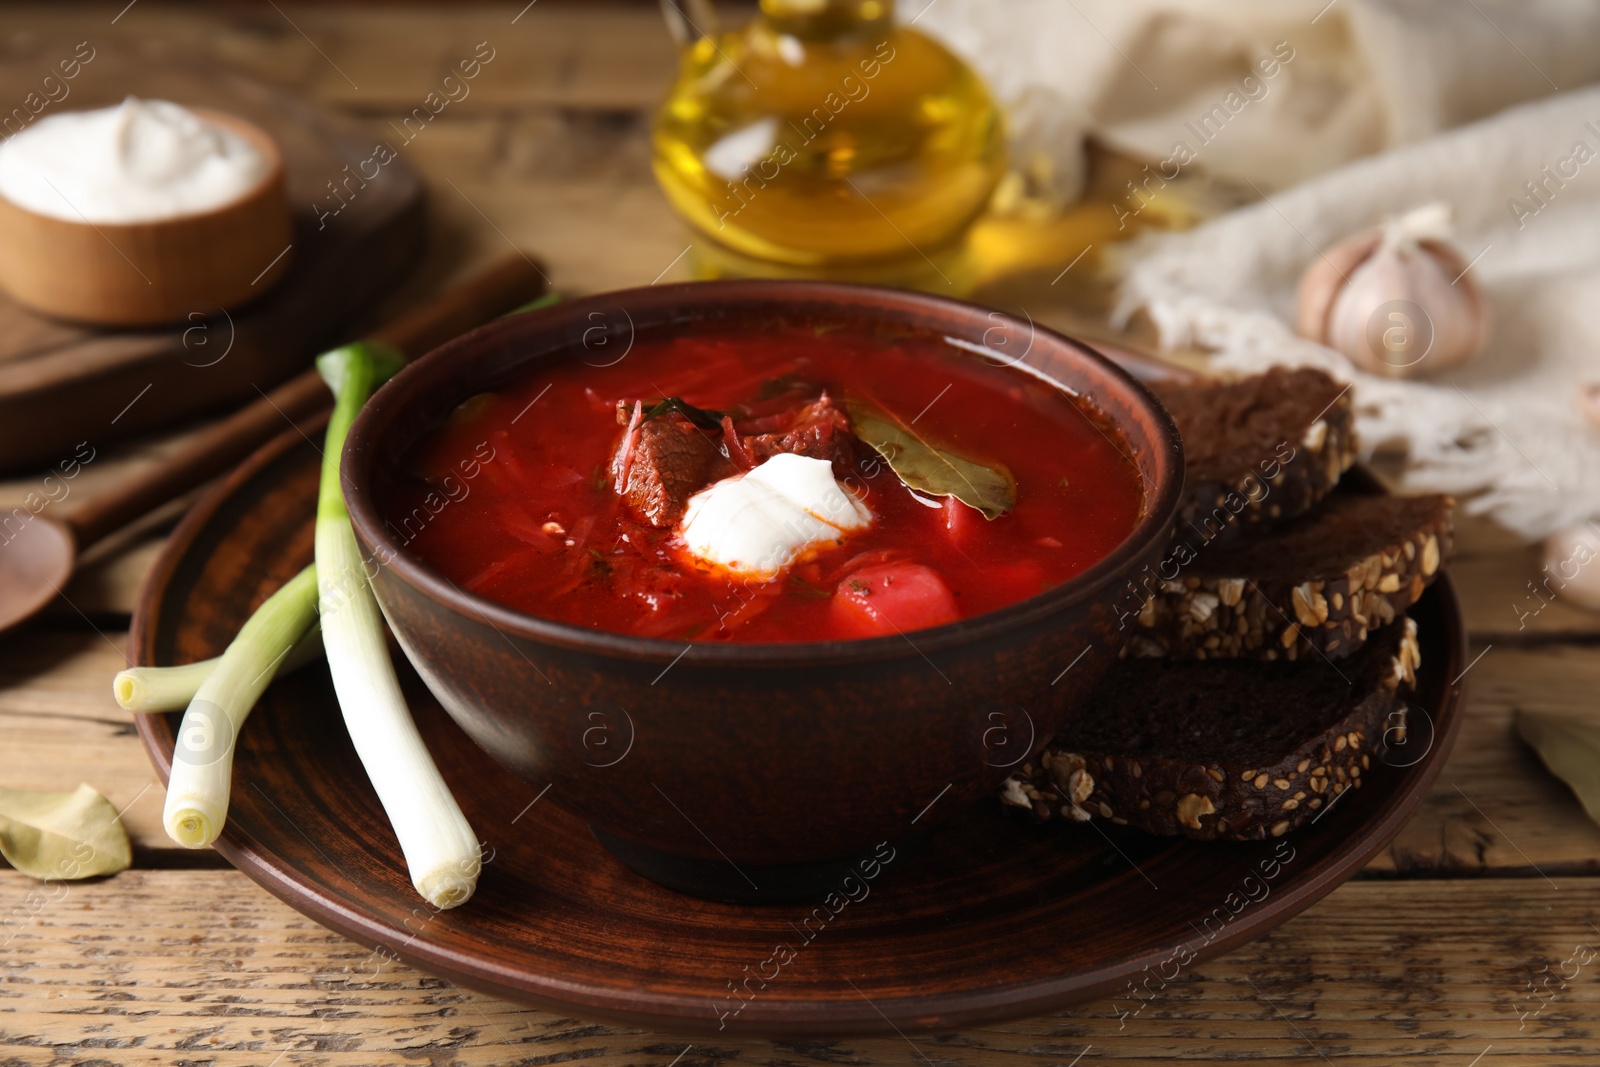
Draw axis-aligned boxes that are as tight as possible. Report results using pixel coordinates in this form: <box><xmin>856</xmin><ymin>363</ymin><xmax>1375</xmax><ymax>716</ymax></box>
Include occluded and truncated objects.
<box><xmin>7</xmin><ymin>4</ymin><xmax>683</xmax><ymax>112</ymax></box>
<box><xmin>1370</xmin><ymin>642</ymin><xmax>1600</xmax><ymax>875</ymax></box>
<box><xmin>307</xmin><ymin>7</ymin><xmax>681</xmax><ymax>112</ymax></box>
<box><xmin>2</xmin><ymin>870</ymin><xmax>1594</xmax><ymax>1063</ymax></box>
<box><xmin>0</xmin><ymin>632</ymin><xmax>167</xmax><ymax>858</ymax></box>
<box><xmin>393</xmin><ymin>112</ymin><xmax>696</xmax><ymax>295</ymax></box>
<box><xmin>1450</xmin><ymin>548</ymin><xmax>1600</xmax><ymax>640</ymax></box>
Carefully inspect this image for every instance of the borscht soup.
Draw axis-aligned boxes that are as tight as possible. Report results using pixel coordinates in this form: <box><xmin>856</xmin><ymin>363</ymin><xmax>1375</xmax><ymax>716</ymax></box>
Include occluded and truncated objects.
<box><xmin>378</xmin><ymin>323</ymin><xmax>1144</xmax><ymax>643</ymax></box>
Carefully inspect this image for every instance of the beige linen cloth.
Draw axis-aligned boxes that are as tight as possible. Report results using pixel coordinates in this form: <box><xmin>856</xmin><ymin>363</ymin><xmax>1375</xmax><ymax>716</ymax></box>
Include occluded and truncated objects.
<box><xmin>921</xmin><ymin>0</ymin><xmax>1600</xmax><ymax>539</ymax></box>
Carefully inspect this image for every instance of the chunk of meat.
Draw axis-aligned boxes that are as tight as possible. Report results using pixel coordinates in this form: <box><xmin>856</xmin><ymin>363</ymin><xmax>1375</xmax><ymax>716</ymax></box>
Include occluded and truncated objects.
<box><xmin>612</xmin><ymin>407</ymin><xmax>730</xmax><ymax>526</ymax></box>
<box><xmin>610</xmin><ymin>389</ymin><xmax>855</xmax><ymax>527</ymax></box>
<box><xmin>739</xmin><ymin>392</ymin><xmax>855</xmax><ymax>475</ymax></box>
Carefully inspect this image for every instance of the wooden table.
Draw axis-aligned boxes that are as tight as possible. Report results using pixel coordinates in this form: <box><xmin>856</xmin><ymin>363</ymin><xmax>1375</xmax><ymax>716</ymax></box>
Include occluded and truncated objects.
<box><xmin>5</xmin><ymin>5</ymin><xmax>1599</xmax><ymax>1064</ymax></box>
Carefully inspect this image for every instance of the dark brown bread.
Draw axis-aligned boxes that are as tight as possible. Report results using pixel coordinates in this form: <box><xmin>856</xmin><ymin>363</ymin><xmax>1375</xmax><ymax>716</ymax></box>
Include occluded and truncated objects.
<box><xmin>1153</xmin><ymin>366</ymin><xmax>1357</xmax><ymax>541</ymax></box>
<box><xmin>1002</xmin><ymin>618</ymin><xmax>1420</xmax><ymax>841</ymax></box>
<box><xmin>1127</xmin><ymin>491</ymin><xmax>1453</xmax><ymax>661</ymax></box>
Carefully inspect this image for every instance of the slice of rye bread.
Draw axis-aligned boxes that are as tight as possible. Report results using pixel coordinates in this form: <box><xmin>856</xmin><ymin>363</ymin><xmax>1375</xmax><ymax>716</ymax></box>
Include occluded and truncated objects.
<box><xmin>1003</xmin><ymin>617</ymin><xmax>1420</xmax><ymax>841</ymax></box>
<box><xmin>1126</xmin><ymin>491</ymin><xmax>1452</xmax><ymax>661</ymax></box>
<box><xmin>1152</xmin><ymin>366</ymin><xmax>1358</xmax><ymax>541</ymax></box>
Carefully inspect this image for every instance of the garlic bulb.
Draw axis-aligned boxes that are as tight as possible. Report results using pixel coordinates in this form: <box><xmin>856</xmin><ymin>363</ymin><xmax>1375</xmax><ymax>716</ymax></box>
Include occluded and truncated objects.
<box><xmin>1296</xmin><ymin>203</ymin><xmax>1488</xmax><ymax>379</ymax></box>
<box><xmin>1543</xmin><ymin>524</ymin><xmax>1600</xmax><ymax>613</ymax></box>
<box><xmin>1578</xmin><ymin>382</ymin><xmax>1600</xmax><ymax>428</ymax></box>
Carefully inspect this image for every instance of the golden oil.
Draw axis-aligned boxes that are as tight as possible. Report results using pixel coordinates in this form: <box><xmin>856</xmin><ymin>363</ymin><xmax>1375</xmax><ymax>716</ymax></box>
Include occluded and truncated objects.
<box><xmin>652</xmin><ymin>0</ymin><xmax>1007</xmax><ymax>292</ymax></box>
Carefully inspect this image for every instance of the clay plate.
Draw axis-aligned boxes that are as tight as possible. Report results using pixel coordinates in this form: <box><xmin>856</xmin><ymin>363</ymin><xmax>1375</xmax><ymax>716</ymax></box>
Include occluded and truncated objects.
<box><xmin>131</xmin><ymin>357</ymin><xmax>1466</xmax><ymax>1037</ymax></box>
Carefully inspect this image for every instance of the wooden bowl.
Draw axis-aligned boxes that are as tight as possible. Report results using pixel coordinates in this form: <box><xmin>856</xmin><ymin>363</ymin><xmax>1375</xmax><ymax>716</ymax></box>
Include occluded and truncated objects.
<box><xmin>340</xmin><ymin>281</ymin><xmax>1186</xmax><ymax>902</ymax></box>
<box><xmin>0</xmin><ymin>109</ymin><xmax>293</xmax><ymax>326</ymax></box>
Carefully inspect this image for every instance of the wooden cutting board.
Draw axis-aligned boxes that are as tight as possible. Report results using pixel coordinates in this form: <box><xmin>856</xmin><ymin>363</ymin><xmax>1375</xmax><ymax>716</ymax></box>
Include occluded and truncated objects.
<box><xmin>0</xmin><ymin>38</ymin><xmax>425</xmax><ymax>472</ymax></box>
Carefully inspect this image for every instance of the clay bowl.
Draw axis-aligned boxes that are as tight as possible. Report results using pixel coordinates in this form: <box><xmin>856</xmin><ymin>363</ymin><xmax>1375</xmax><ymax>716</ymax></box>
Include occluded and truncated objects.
<box><xmin>0</xmin><ymin>108</ymin><xmax>292</xmax><ymax>325</ymax></box>
<box><xmin>341</xmin><ymin>281</ymin><xmax>1184</xmax><ymax>903</ymax></box>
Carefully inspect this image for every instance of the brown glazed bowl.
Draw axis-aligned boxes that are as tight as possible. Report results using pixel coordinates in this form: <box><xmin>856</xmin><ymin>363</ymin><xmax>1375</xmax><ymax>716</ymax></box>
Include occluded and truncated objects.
<box><xmin>342</xmin><ymin>281</ymin><xmax>1183</xmax><ymax>903</ymax></box>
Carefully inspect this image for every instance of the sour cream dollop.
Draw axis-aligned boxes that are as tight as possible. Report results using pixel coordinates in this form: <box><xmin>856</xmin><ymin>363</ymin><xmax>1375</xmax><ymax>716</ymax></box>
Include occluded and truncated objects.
<box><xmin>680</xmin><ymin>453</ymin><xmax>872</xmax><ymax>578</ymax></box>
<box><xmin>0</xmin><ymin>97</ymin><xmax>271</xmax><ymax>223</ymax></box>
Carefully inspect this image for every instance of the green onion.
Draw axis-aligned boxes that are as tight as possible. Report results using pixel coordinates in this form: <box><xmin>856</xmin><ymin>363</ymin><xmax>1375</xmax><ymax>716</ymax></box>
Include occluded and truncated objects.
<box><xmin>504</xmin><ymin>290</ymin><xmax>562</xmax><ymax>316</ymax></box>
<box><xmin>161</xmin><ymin>564</ymin><xmax>321</xmax><ymax>848</ymax></box>
<box><xmin>114</xmin><ymin>621</ymin><xmax>324</xmax><ymax>714</ymax></box>
<box><xmin>316</xmin><ymin>342</ymin><xmax>482</xmax><ymax>909</ymax></box>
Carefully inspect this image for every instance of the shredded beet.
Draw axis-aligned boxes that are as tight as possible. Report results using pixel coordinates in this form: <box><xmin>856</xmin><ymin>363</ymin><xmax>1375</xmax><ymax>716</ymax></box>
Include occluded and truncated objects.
<box><xmin>719</xmin><ymin>414</ymin><xmax>754</xmax><ymax>471</ymax></box>
<box><xmin>612</xmin><ymin>400</ymin><xmax>644</xmax><ymax>492</ymax></box>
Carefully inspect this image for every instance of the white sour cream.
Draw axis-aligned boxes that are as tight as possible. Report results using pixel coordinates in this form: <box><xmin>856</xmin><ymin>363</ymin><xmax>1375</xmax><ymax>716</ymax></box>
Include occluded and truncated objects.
<box><xmin>680</xmin><ymin>453</ymin><xmax>872</xmax><ymax>578</ymax></box>
<box><xmin>0</xmin><ymin>97</ymin><xmax>271</xmax><ymax>223</ymax></box>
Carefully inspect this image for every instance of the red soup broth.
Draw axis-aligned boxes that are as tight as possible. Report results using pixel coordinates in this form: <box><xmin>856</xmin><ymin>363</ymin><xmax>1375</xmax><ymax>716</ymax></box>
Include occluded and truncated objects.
<box><xmin>378</xmin><ymin>324</ymin><xmax>1144</xmax><ymax>643</ymax></box>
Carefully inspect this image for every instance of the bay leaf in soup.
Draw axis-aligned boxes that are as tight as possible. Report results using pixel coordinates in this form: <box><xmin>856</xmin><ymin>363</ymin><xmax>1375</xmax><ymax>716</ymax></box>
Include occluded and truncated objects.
<box><xmin>1516</xmin><ymin>710</ymin><xmax>1600</xmax><ymax>828</ymax></box>
<box><xmin>849</xmin><ymin>400</ymin><xmax>1017</xmax><ymax>519</ymax></box>
<box><xmin>0</xmin><ymin>783</ymin><xmax>133</xmax><ymax>881</ymax></box>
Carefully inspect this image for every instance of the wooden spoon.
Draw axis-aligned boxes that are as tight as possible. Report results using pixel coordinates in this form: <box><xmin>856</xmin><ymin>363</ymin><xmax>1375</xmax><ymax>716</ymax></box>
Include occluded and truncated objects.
<box><xmin>0</xmin><ymin>255</ymin><xmax>548</xmax><ymax>636</ymax></box>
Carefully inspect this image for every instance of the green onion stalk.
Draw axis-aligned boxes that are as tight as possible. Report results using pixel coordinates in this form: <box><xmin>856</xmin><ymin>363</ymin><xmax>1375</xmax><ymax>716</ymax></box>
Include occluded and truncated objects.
<box><xmin>161</xmin><ymin>564</ymin><xmax>320</xmax><ymax>848</ymax></box>
<box><xmin>115</xmin><ymin>623</ymin><xmax>324</xmax><ymax>714</ymax></box>
<box><xmin>316</xmin><ymin>342</ymin><xmax>482</xmax><ymax>910</ymax></box>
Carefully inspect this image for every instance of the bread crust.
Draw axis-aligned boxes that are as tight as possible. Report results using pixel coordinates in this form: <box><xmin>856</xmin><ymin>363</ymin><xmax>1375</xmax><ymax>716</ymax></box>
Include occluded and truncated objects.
<box><xmin>1155</xmin><ymin>367</ymin><xmax>1358</xmax><ymax>541</ymax></box>
<box><xmin>1003</xmin><ymin>619</ymin><xmax>1421</xmax><ymax>841</ymax></box>
<box><xmin>1127</xmin><ymin>497</ymin><xmax>1452</xmax><ymax>662</ymax></box>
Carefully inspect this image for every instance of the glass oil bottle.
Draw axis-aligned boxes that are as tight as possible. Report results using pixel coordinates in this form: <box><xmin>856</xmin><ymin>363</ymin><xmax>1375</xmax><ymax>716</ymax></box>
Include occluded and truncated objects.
<box><xmin>652</xmin><ymin>0</ymin><xmax>1007</xmax><ymax>293</ymax></box>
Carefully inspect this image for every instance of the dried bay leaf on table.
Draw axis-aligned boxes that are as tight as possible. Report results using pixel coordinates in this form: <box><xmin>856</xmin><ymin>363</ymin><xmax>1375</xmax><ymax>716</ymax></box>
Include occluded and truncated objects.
<box><xmin>0</xmin><ymin>783</ymin><xmax>133</xmax><ymax>880</ymax></box>
<box><xmin>1516</xmin><ymin>710</ymin><xmax>1600</xmax><ymax>828</ymax></box>
<box><xmin>848</xmin><ymin>400</ymin><xmax>1017</xmax><ymax>519</ymax></box>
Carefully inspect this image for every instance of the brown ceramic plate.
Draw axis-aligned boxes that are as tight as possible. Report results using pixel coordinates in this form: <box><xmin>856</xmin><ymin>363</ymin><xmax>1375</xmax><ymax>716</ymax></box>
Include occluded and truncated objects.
<box><xmin>131</xmin><ymin>357</ymin><xmax>1466</xmax><ymax>1038</ymax></box>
